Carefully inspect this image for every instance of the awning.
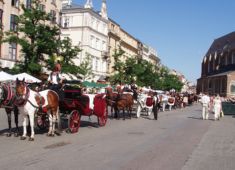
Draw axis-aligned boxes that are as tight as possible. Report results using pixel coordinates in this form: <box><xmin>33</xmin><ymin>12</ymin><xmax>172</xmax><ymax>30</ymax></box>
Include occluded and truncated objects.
<box><xmin>13</xmin><ymin>72</ymin><xmax>41</xmax><ymax>83</ymax></box>
<box><xmin>0</xmin><ymin>71</ymin><xmax>14</xmax><ymax>82</ymax></box>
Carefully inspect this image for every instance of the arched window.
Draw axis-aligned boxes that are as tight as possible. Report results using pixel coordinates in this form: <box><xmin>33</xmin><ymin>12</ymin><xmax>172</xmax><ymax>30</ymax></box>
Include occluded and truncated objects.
<box><xmin>232</xmin><ymin>52</ymin><xmax>235</xmax><ymax>64</ymax></box>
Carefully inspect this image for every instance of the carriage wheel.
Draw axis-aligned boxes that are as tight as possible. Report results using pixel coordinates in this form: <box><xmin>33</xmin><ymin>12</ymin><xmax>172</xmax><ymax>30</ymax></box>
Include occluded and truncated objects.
<box><xmin>98</xmin><ymin>107</ymin><xmax>108</xmax><ymax>126</ymax></box>
<box><xmin>68</xmin><ymin>110</ymin><xmax>81</xmax><ymax>133</ymax></box>
<box><xmin>36</xmin><ymin>114</ymin><xmax>49</xmax><ymax>131</ymax></box>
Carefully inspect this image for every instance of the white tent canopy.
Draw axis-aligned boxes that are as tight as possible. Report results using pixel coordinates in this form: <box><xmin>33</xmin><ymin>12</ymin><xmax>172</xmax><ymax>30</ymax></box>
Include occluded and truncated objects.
<box><xmin>13</xmin><ymin>72</ymin><xmax>41</xmax><ymax>83</ymax></box>
<box><xmin>0</xmin><ymin>71</ymin><xmax>14</xmax><ymax>82</ymax></box>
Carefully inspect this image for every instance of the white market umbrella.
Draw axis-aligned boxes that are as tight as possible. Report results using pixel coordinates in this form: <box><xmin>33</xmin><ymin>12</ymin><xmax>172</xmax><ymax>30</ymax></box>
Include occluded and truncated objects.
<box><xmin>13</xmin><ymin>72</ymin><xmax>41</xmax><ymax>83</ymax></box>
<box><xmin>0</xmin><ymin>71</ymin><xmax>14</xmax><ymax>82</ymax></box>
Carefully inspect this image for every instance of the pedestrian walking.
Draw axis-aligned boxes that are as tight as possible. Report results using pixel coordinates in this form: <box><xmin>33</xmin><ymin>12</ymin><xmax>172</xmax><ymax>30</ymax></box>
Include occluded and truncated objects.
<box><xmin>213</xmin><ymin>94</ymin><xmax>222</xmax><ymax>121</ymax></box>
<box><xmin>201</xmin><ymin>92</ymin><xmax>210</xmax><ymax>120</ymax></box>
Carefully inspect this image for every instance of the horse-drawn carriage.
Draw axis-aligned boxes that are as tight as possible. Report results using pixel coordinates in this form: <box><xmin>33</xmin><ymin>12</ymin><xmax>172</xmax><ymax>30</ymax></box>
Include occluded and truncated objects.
<box><xmin>0</xmin><ymin>79</ymin><xmax>108</xmax><ymax>140</ymax></box>
<box><xmin>58</xmin><ymin>84</ymin><xmax>108</xmax><ymax>133</ymax></box>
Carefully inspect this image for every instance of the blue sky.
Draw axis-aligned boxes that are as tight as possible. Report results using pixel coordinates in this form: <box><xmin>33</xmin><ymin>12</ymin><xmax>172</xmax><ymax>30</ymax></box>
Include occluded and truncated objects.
<box><xmin>74</xmin><ymin>0</ymin><xmax>235</xmax><ymax>84</ymax></box>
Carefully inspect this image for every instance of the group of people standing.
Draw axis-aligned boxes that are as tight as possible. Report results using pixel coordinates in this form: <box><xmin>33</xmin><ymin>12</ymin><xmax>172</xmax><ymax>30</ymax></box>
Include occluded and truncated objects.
<box><xmin>201</xmin><ymin>93</ymin><xmax>224</xmax><ymax>121</ymax></box>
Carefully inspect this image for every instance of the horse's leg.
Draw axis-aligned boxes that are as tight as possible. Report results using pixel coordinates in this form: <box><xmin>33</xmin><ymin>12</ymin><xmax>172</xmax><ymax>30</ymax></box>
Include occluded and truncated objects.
<box><xmin>147</xmin><ymin>107</ymin><xmax>152</xmax><ymax>116</ymax></box>
<box><xmin>14</xmin><ymin>106</ymin><xmax>19</xmax><ymax>137</ymax></box>
<box><xmin>55</xmin><ymin>108</ymin><xmax>62</xmax><ymax>135</ymax></box>
<box><xmin>47</xmin><ymin>114</ymin><xmax>53</xmax><ymax>136</ymax></box>
<box><xmin>128</xmin><ymin>105</ymin><xmax>132</xmax><ymax>119</ymax></box>
<box><xmin>136</xmin><ymin>104</ymin><xmax>141</xmax><ymax>118</ymax></box>
<box><xmin>28</xmin><ymin>113</ymin><xmax>35</xmax><ymax>141</ymax></box>
<box><xmin>123</xmin><ymin>108</ymin><xmax>125</xmax><ymax>120</ymax></box>
<box><xmin>6</xmin><ymin>109</ymin><xmax>12</xmax><ymax>137</ymax></box>
<box><xmin>114</xmin><ymin>105</ymin><xmax>118</xmax><ymax>119</ymax></box>
<box><xmin>110</xmin><ymin>105</ymin><xmax>114</xmax><ymax>119</ymax></box>
<box><xmin>51</xmin><ymin>114</ymin><xmax>56</xmax><ymax>136</ymax></box>
<box><xmin>20</xmin><ymin>115</ymin><xmax>27</xmax><ymax>140</ymax></box>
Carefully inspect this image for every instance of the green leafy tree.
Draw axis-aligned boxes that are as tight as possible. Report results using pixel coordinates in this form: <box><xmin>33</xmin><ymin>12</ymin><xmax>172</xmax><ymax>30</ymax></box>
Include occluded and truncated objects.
<box><xmin>161</xmin><ymin>74</ymin><xmax>183</xmax><ymax>91</ymax></box>
<box><xmin>2</xmin><ymin>0</ymin><xmax>61</xmax><ymax>75</ymax></box>
<box><xmin>109</xmin><ymin>47</ymin><xmax>126</xmax><ymax>84</ymax></box>
<box><xmin>77</xmin><ymin>53</ymin><xmax>93</xmax><ymax>81</ymax></box>
<box><xmin>2</xmin><ymin>0</ymin><xmax>81</xmax><ymax>77</ymax></box>
<box><xmin>47</xmin><ymin>37</ymin><xmax>82</xmax><ymax>75</ymax></box>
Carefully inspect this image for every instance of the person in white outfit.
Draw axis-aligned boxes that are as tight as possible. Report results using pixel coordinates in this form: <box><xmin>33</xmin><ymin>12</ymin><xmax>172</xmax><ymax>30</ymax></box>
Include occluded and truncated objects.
<box><xmin>213</xmin><ymin>94</ymin><xmax>222</xmax><ymax>120</ymax></box>
<box><xmin>161</xmin><ymin>93</ymin><xmax>168</xmax><ymax>112</ymax></box>
<box><xmin>201</xmin><ymin>93</ymin><xmax>210</xmax><ymax>120</ymax></box>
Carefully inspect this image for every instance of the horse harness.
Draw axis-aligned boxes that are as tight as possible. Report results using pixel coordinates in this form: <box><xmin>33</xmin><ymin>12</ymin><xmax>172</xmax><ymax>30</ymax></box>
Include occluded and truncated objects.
<box><xmin>0</xmin><ymin>83</ymin><xmax>16</xmax><ymax>108</ymax></box>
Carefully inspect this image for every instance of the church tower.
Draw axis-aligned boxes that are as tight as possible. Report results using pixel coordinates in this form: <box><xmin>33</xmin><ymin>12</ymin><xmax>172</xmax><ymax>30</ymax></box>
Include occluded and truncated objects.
<box><xmin>84</xmin><ymin>0</ymin><xmax>93</xmax><ymax>9</ymax></box>
<box><xmin>100</xmin><ymin>0</ymin><xmax>108</xmax><ymax>19</ymax></box>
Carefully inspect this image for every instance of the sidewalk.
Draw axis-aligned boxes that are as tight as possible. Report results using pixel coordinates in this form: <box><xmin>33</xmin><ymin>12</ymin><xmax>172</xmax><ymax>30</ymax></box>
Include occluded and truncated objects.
<box><xmin>182</xmin><ymin>114</ymin><xmax>235</xmax><ymax>170</ymax></box>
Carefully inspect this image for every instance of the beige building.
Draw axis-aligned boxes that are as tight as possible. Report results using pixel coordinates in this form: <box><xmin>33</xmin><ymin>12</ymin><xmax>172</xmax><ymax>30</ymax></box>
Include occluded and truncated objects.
<box><xmin>0</xmin><ymin>0</ymin><xmax>62</xmax><ymax>69</ymax></box>
<box><xmin>142</xmin><ymin>44</ymin><xmax>160</xmax><ymax>67</ymax></box>
<box><xmin>108</xmin><ymin>19</ymin><xmax>142</xmax><ymax>74</ymax></box>
<box><xmin>108</xmin><ymin>19</ymin><xmax>160</xmax><ymax>76</ymax></box>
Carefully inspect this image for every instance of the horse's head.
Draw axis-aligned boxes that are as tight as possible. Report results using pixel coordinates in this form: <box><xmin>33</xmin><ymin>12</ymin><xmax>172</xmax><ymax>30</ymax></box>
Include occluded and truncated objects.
<box><xmin>16</xmin><ymin>78</ymin><xmax>27</xmax><ymax>99</ymax></box>
<box><xmin>105</xmin><ymin>87</ymin><xmax>113</xmax><ymax>98</ymax></box>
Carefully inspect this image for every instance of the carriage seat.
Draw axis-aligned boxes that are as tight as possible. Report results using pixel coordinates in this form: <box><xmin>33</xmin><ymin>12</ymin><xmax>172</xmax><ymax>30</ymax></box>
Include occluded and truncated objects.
<box><xmin>146</xmin><ymin>96</ymin><xmax>155</xmax><ymax>107</ymax></box>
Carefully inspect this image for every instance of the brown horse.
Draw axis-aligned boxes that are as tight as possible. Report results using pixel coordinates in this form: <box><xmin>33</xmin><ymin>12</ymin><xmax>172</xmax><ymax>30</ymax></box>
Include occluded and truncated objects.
<box><xmin>115</xmin><ymin>93</ymin><xmax>134</xmax><ymax>120</ymax></box>
<box><xmin>105</xmin><ymin>87</ymin><xmax>117</xmax><ymax>118</ymax></box>
<box><xmin>15</xmin><ymin>78</ymin><xmax>60</xmax><ymax>141</ymax></box>
<box><xmin>106</xmin><ymin>87</ymin><xmax>134</xmax><ymax>120</ymax></box>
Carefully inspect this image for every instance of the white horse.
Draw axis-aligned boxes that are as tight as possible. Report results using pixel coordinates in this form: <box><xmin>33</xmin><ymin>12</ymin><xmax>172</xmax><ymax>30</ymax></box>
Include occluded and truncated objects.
<box><xmin>15</xmin><ymin>78</ymin><xmax>60</xmax><ymax>141</ymax></box>
<box><xmin>136</xmin><ymin>93</ymin><xmax>157</xmax><ymax>118</ymax></box>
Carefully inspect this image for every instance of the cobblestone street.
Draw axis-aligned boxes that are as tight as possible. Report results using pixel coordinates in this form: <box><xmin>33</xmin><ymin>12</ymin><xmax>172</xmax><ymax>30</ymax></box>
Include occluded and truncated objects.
<box><xmin>0</xmin><ymin>104</ymin><xmax>234</xmax><ymax>170</ymax></box>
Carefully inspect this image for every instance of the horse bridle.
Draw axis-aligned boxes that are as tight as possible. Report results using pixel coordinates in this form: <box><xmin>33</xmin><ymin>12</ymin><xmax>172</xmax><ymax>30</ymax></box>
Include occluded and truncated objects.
<box><xmin>15</xmin><ymin>84</ymin><xmax>30</xmax><ymax>107</ymax></box>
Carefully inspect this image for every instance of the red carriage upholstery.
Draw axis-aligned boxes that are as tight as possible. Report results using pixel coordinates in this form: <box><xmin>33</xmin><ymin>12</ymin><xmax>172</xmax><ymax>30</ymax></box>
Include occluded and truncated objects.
<box><xmin>93</xmin><ymin>94</ymin><xmax>106</xmax><ymax>117</ymax></box>
<box><xmin>146</xmin><ymin>97</ymin><xmax>155</xmax><ymax>107</ymax></box>
<box><xmin>79</xmin><ymin>95</ymin><xmax>92</xmax><ymax>115</ymax></box>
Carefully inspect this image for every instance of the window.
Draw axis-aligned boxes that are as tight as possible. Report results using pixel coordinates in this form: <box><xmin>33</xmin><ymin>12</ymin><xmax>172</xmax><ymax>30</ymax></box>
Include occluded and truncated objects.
<box><xmin>50</xmin><ymin>10</ymin><xmax>56</xmax><ymax>24</ymax></box>
<box><xmin>0</xmin><ymin>9</ymin><xmax>3</xmax><ymax>28</ymax></box>
<box><xmin>26</xmin><ymin>0</ymin><xmax>31</xmax><ymax>9</ymax></box>
<box><xmin>39</xmin><ymin>4</ymin><xmax>45</xmax><ymax>11</ymax></box>
<box><xmin>230</xmin><ymin>84</ymin><xmax>235</xmax><ymax>94</ymax></box>
<box><xmin>96</xmin><ymin>38</ymin><xmax>100</xmax><ymax>49</ymax></box>
<box><xmin>102</xmin><ymin>41</ymin><xmax>106</xmax><ymax>51</ymax></box>
<box><xmin>51</xmin><ymin>0</ymin><xmax>56</xmax><ymax>6</ymax></box>
<box><xmin>95</xmin><ymin>58</ymin><xmax>98</xmax><ymax>71</ymax></box>
<box><xmin>9</xmin><ymin>43</ymin><xmax>17</xmax><ymax>60</ymax></box>
<box><xmin>11</xmin><ymin>0</ymin><xmax>19</xmax><ymax>7</ymax></box>
<box><xmin>221</xmin><ymin>78</ymin><xmax>226</xmax><ymax>93</ymax></box>
<box><xmin>10</xmin><ymin>14</ymin><xmax>18</xmax><ymax>32</ymax></box>
<box><xmin>221</xmin><ymin>55</ymin><xmax>225</xmax><ymax>66</ymax></box>
<box><xmin>90</xmin><ymin>35</ymin><xmax>95</xmax><ymax>48</ymax></box>
<box><xmin>91</xmin><ymin>17</ymin><xmax>94</xmax><ymax>28</ymax></box>
<box><xmin>64</xmin><ymin>17</ymin><xmax>69</xmax><ymax>28</ymax></box>
<box><xmin>111</xmin><ymin>23</ymin><xmax>115</xmax><ymax>30</ymax></box>
<box><xmin>232</xmin><ymin>52</ymin><xmax>235</xmax><ymax>64</ymax></box>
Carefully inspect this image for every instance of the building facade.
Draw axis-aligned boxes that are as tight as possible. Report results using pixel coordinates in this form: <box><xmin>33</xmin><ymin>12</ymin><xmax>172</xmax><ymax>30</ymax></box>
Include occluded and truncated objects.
<box><xmin>142</xmin><ymin>44</ymin><xmax>160</xmax><ymax>66</ymax></box>
<box><xmin>170</xmin><ymin>69</ymin><xmax>190</xmax><ymax>93</ymax></box>
<box><xmin>108</xmin><ymin>19</ymin><xmax>144</xmax><ymax>75</ymax></box>
<box><xmin>61</xmin><ymin>0</ymin><xmax>109</xmax><ymax>81</ymax></box>
<box><xmin>0</xmin><ymin>0</ymin><xmax>62</xmax><ymax>69</ymax></box>
<box><xmin>197</xmin><ymin>32</ymin><xmax>235</xmax><ymax>97</ymax></box>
